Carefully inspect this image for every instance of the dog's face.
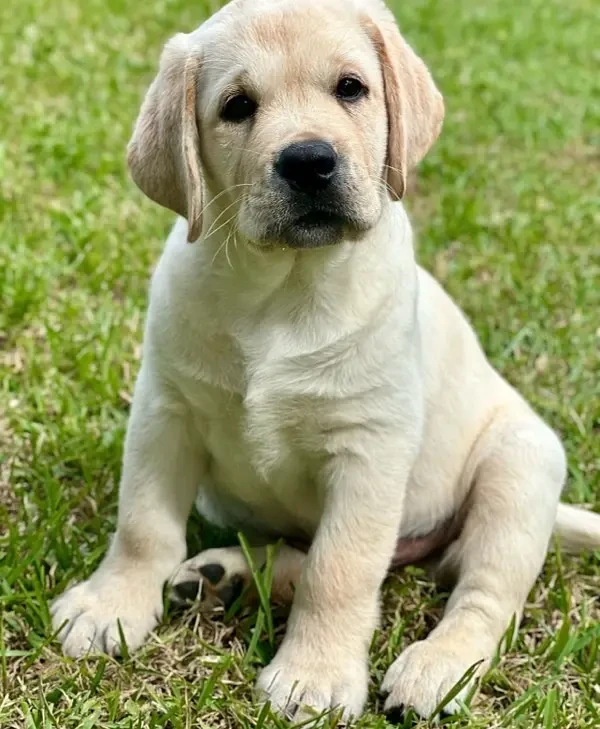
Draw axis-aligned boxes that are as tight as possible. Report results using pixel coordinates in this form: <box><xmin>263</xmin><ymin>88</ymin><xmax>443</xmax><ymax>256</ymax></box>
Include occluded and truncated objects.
<box><xmin>128</xmin><ymin>0</ymin><xmax>444</xmax><ymax>249</ymax></box>
<box><xmin>200</xmin><ymin>6</ymin><xmax>388</xmax><ymax>249</ymax></box>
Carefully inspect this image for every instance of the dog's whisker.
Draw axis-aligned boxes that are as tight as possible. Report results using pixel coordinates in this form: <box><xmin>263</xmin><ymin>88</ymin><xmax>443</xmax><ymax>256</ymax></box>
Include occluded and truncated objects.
<box><xmin>199</xmin><ymin>184</ymin><xmax>254</xmax><ymax>221</ymax></box>
<box><xmin>224</xmin><ymin>229</ymin><xmax>235</xmax><ymax>270</ymax></box>
<box><xmin>210</xmin><ymin>228</ymin><xmax>234</xmax><ymax>266</ymax></box>
<box><xmin>205</xmin><ymin>199</ymin><xmax>240</xmax><ymax>239</ymax></box>
<box><xmin>206</xmin><ymin>213</ymin><xmax>238</xmax><ymax>244</ymax></box>
<box><xmin>382</xmin><ymin>163</ymin><xmax>405</xmax><ymax>178</ymax></box>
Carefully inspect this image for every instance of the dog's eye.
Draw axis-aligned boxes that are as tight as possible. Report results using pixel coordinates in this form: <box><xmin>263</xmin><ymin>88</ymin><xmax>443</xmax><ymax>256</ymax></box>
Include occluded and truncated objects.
<box><xmin>221</xmin><ymin>94</ymin><xmax>258</xmax><ymax>123</ymax></box>
<box><xmin>336</xmin><ymin>77</ymin><xmax>367</xmax><ymax>102</ymax></box>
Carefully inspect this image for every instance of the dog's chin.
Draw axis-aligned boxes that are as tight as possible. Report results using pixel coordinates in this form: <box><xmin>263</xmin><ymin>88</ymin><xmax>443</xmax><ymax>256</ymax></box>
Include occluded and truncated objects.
<box><xmin>255</xmin><ymin>210</ymin><xmax>371</xmax><ymax>250</ymax></box>
<box><xmin>280</xmin><ymin>210</ymin><xmax>348</xmax><ymax>249</ymax></box>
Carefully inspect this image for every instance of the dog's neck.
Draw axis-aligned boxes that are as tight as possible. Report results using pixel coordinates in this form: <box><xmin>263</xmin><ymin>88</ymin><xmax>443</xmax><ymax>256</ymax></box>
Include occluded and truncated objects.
<box><xmin>167</xmin><ymin>200</ymin><xmax>417</xmax><ymax>352</ymax></box>
<box><xmin>164</xmin><ymin>198</ymin><xmax>416</xmax><ymax>351</ymax></box>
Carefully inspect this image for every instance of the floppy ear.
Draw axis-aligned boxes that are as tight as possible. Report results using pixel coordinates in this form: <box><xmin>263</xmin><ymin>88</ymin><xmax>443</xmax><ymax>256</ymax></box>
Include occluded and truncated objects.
<box><xmin>127</xmin><ymin>34</ymin><xmax>204</xmax><ymax>242</ymax></box>
<box><xmin>363</xmin><ymin>13</ymin><xmax>444</xmax><ymax>200</ymax></box>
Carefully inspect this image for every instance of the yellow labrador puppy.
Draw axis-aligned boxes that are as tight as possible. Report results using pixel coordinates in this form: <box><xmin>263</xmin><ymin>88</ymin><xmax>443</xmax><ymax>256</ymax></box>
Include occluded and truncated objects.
<box><xmin>52</xmin><ymin>0</ymin><xmax>600</xmax><ymax>721</ymax></box>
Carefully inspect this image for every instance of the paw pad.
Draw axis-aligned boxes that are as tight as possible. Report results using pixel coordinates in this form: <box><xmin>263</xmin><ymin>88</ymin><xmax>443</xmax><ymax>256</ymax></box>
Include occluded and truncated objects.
<box><xmin>199</xmin><ymin>563</ymin><xmax>226</xmax><ymax>585</ymax></box>
<box><xmin>173</xmin><ymin>580</ymin><xmax>201</xmax><ymax>602</ymax></box>
<box><xmin>171</xmin><ymin>561</ymin><xmax>246</xmax><ymax>610</ymax></box>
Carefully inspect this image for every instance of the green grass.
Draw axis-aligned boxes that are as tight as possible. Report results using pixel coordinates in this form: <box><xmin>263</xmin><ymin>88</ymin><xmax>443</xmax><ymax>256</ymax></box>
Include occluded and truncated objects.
<box><xmin>1</xmin><ymin>0</ymin><xmax>598</xmax><ymax>726</ymax></box>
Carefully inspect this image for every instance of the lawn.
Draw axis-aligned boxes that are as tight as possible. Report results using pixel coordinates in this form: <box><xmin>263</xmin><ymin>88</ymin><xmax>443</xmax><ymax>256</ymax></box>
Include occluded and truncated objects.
<box><xmin>0</xmin><ymin>0</ymin><xmax>598</xmax><ymax>727</ymax></box>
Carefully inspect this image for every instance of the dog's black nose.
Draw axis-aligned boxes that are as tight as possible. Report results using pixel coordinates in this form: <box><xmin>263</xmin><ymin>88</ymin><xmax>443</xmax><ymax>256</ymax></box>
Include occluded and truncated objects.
<box><xmin>275</xmin><ymin>140</ymin><xmax>338</xmax><ymax>193</ymax></box>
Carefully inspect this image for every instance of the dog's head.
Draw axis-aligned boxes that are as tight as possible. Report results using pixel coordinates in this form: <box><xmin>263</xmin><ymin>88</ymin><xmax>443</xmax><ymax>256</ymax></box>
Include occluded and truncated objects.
<box><xmin>128</xmin><ymin>0</ymin><xmax>444</xmax><ymax>248</ymax></box>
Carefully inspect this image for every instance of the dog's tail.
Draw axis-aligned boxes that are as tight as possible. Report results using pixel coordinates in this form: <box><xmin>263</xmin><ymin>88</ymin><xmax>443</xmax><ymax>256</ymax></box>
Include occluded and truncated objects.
<box><xmin>554</xmin><ymin>503</ymin><xmax>600</xmax><ymax>552</ymax></box>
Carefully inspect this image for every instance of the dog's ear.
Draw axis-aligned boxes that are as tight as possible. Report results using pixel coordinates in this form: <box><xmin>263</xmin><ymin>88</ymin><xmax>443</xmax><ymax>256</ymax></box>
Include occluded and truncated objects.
<box><xmin>128</xmin><ymin>34</ymin><xmax>204</xmax><ymax>242</ymax></box>
<box><xmin>363</xmin><ymin>12</ymin><xmax>444</xmax><ymax>200</ymax></box>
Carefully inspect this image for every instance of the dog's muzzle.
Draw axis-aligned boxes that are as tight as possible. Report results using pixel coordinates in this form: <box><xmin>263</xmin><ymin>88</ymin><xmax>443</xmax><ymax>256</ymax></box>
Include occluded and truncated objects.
<box><xmin>269</xmin><ymin>139</ymin><xmax>357</xmax><ymax>249</ymax></box>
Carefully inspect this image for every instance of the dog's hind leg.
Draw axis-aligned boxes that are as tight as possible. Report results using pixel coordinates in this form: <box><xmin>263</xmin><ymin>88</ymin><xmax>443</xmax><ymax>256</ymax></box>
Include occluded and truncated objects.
<box><xmin>382</xmin><ymin>411</ymin><xmax>566</xmax><ymax>720</ymax></box>
<box><xmin>169</xmin><ymin>543</ymin><xmax>306</xmax><ymax>610</ymax></box>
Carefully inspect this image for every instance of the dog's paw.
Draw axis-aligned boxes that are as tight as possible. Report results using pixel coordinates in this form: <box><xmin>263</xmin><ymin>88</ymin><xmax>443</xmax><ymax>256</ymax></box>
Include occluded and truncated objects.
<box><xmin>169</xmin><ymin>547</ymin><xmax>249</xmax><ymax>610</ymax></box>
<box><xmin>51</xmin><ymin>575</ymin><xmax>163</xmax><ymax>658</ymax></box>
<box><xmin>256</xmin><ymin>641</ymin><xmax>368</xmax><ymax>722</ymax></box>
<box><xmin>382</xmin><ymin>640</ymin><xmax>484</xmax><ymax>720</ymax></box>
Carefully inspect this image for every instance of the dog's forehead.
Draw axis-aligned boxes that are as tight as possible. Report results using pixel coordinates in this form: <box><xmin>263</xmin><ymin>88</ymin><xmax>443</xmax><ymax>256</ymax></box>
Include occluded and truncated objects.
<box><xmin>201</xmin><ymin>2</ymin><xmax>379</xmax><ymax>89</ymax></box>
<box><xmin>194</xmin><ymin>0</ymin><xmax>391</xmax><ymax>43</ymax></box>
<box><xmin>219</xmin><ymin>0</ymin><xmax>384</xmax><ymax>17</ymax></box>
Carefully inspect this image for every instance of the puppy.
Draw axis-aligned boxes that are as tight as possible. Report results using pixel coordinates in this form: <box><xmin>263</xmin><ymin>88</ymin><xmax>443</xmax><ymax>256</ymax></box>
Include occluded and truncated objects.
<box><xmin>52</xmin><ymin>0</ymin><xmax>600</xmax><ymax>721</ymax></box>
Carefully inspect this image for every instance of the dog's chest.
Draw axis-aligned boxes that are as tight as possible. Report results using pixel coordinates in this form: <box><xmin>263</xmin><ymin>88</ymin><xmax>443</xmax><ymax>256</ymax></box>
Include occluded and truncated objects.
<box><xmin>182</xmin><ymin>348</ymin><xmax>327</xmax><ymax>538</ymax></box>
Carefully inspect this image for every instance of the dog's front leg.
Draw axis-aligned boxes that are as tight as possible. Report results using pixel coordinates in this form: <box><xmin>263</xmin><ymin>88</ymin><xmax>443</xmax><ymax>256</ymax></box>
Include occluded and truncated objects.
<box><xmin>52</xmin><ymin>364</ymin><xmax>202</xmax><ymax>657</ymax></box>
<box><xmin>257</xmin><ymin>432</ymin><xmax>419</xmax><ymax>721</ymax></box>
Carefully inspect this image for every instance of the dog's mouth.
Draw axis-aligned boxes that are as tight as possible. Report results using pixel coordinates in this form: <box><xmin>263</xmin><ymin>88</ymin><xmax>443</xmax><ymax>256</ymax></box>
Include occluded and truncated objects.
<box><xmin>271</xmin><ymin>204</ymin><xmax>363</xmax><ymax>249</ymax></box>
<box><xmin>282</xmin><ymin>209</ymin><xmax>347</xmax><ymax>249</ymax></box>
<box><xmin>244</xmin><ymin>182</ymin><xmax>375</xmax><ymax>251</ymax></box>
<box><xmin>295</xmin><ymin>210</ymin><xmax>344</xmax><ymax>228</ymax></box>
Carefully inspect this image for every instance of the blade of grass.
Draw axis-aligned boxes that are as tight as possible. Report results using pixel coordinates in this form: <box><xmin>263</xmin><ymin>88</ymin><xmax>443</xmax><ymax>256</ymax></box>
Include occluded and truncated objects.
<box><xmin>238</xmin><ymin>533</ymin><xmax>276</xmax><ymax>648</ymax></box>
<box><xmin>430</xmin><ymin>659</ymin><xmax>483</xmax><ymax>720</ymax></box>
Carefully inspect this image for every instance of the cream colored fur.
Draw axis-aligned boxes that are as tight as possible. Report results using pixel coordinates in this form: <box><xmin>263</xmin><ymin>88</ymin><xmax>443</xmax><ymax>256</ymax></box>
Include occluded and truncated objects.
<box><xmin>52</xmin><ymin>0</ymin><xmax>600</xmax><ymax>721</ymax></box>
